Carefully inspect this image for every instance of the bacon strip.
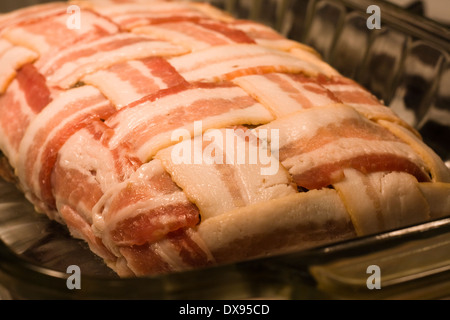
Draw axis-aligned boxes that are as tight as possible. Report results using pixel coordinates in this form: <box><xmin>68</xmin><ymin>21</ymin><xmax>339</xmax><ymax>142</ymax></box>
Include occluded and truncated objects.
<box><xmin>0</xmin><ymin>44</ymin><xmax>38</xmax><ymax>93</ymax></box>
<box><xmin>95</xmin><ymin>159</ymin><xmax>200</xmax><ymax>252</ymax></box>
<box><xmin>197</xmin><ymin>189</ymin><xmax>356</xmax><ymax>263</ymax></box>
<box><xmin>0</xmin><ymin>39</ymin><xmax>12</xmax><ymax>55</ymax></box>
<box><xmin>234</xmin><ymin>72</ymin><xmax>407</xmax><ymax>123</ymax></box>
<box><xmin>88</xmin><ymin>1</ymin><xmax>209</xmax><ymax>30</ymax></box>
<box><xmin>334</xmin><ymin>169</ymin><xmax>430</xmax><ymax>236</ymax></box>
<box><xmin>232</xmin><ymin>20</ymin><xmax>303</xmax><ymax>51</ymax></box>
<box><xmin>119</xmin><ymin>228</ymin><xmax>215</xmax><ymax>276</ymax></box>
<box><xmin>0</xmin><ymin>81</ymin><xmax>34</xmax><ymax>167</ymax></box>
<box><xmin>52</xmin><ymin>120</ymin><xmax>142</xmax><ymax>267</ymax></box>
<box><xmin>168</xmin><ymin>44</ymin><xmax>324</xmax><ymax>83</ymax></box>
<box><xmin>53</xmin><ymin>121</ymin><xmax>141</xmax><ymax>222</ymax></box>
<box><xmin>17</xmin><ymin>86</ymin><xmax>116</xmax><ymax>216</ymax></box>
<box><xmin>156</xmin><ymin>127</ymin><xmax>296</xmax><ymax>220</ymax></box>
<box><xmin>315</xmin><ymin>74</ymin><xmax>403</xmax><ymax>122</ymax></box>
<box><xmin>39</xmin><ymin>33</ymin><xmax>188</xmax><ymax>89</ymax></box>
<box><xmin>0</xmin><ymin>2</ymin><xmax>66</xmax><ymax>34</ymax></box>
<box><xmin>0</xmin><ymin>64</ymin><xmax>52</xmax><ymax>167</ymax></box>
<box><xmin>3</xmin><ymin>9</ymin><xmax>119</xmax><ymax>57</ymax></box>
<box><xmin>82</xmin><ymin>57</ymin><xmax>186</xmax><ymax>108</ymax></box>
<box><xmin>234</xmin><ymin>73</ymin><xmax>340</xmax><ymax>118</ymax></box>
<box><xmin>133</xmin><ymin>19</ymin><xmax>255</xmax><ymax>52</ymax></box>
<box><xmin>257</xmin><ymin>104</ymin><xmax>430</xmax><ymax>190</ymax></box>
<box><xmin>106</xmin><ymin>81</ymin><xmax>274</xmax><ymax>161</ymax></box>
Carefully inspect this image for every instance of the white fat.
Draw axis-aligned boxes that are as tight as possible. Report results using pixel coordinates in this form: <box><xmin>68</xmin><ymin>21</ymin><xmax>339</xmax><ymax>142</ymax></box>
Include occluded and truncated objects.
<box><xmin>0</xmin><ymin>46</ymin><xmax>38</xmax><ymax>93</ymax></box>
<box><xmin>17</xmin><ymin>86</ymin><xmax>106</xmax><ymax>196</ymax></box>
<box><xmin>107</xmin><ymin>85</ymin><xmax>271</xmax><ymax>149</ymax></box>
<box><xmin>134</xmin><ymin>24</ymin><xmax>219</xmax><ymax>52</ymax></box>
<box><xmin>258</xmin><ymin>104</ymin><xmax>358</xmax><ymax>148</ymax></box>
<box><xmin>3</xmin><ymin>27</ymin><xmax>50</xmax><ymax>55</ymax></box>
<box><xmin>234</xmin><ymin>73</ymin><xmax>336</xmax><ymax>118</ymax></box>
<box><xmin>157</xmin><ymin>128</ymin><xmax>295</xmax><ymax>220</ymax></box>
<box><xmin>284</xmin><ymin>138</ymin><xmax>426</xmax><ymax>175</ymax></box>
<box><xmin>180</xmin><ymin>52</ymin><xmax>317</xmax><ymax>82</ymax></box>
<box><xmin>136</xmin><ymin>103</ymin><xmax>273</xmax><ymax>161</ymax></box>
<box><xmin>58</xmin><ymin>128</ymin><xmax>119</xmax><ymax>192</ymax></box>
<box><xmin>0</xmin><ymin>81</ymin><xmax>36</xmax><ymax>168</ymax></box>
<box><xmin>83</xmin><ymin>69</ymin><xmax>143</xmax><ymax>109</ymax></box>
<box><xmin>152</xmin><ymin>241</ymin><xmax>188</xmax><ymax>271</ymax></box>
<box><xmin>44</xmin><ymin>35</ymin><xmax>187</xmax><ymax>88</ymax></box>
<box><xmin>0</xmin><ymin>39</ymin><xmax>13</xmax><ymax>56</ymax></box>
<box><xmin>334</xmin><ymin>169</ymin><xmax>430</xmax><ymax>236</ymax></box>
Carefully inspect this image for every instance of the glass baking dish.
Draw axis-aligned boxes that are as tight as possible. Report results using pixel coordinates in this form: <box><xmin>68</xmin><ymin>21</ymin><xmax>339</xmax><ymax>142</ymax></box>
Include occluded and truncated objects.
<box><xmin>0</xmin><ymin>0</ymin><xmax>449</xmax><ymax>300</ymax></box>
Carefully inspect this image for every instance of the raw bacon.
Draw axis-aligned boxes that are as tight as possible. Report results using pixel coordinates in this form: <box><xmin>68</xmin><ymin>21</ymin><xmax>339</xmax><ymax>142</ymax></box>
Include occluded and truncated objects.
<box><xmin>133</xmin><ymin>19</ymin><xmax>255</xmax><ymax>52</ymax></box>
<box><xmin>0</xmin><ymin>1</ymin><xmax>448</xmax><ymax>278</ymax></box>
<box><xmin>16</xmin><ymin>85</ymin><xmax>116</xmax><ymax>216</ymax></box>
<box><xmin>39</xmin><ymin>32</ymin><xmax>188</xmax><ymax>89</ymax></box>
<box><xmin>106</xmin><ymin>81</ymin><xmax>274</xmax><ymax>162</ymax></box>
<box><xmin>168</xmin><ymin>44</ymin><xmax>325</xmax><ymax>83</ymax></box>
<box><xmin>257</xmin><ymin>104</ymin><xmax>431</xmax><ymax>190</ymax></box>
<box><xmin>3</xmin><ymin>9</ymin><xmax>119</xmax><ymax>57</ymax></box>
<box><xmin>83</xmin><ymin>57</ymin><xmax>186</xmax><ymax>108</ymax></box>
<box><xmin>86</xmin><ymin>1</ymin><xmax>210</xmax><ymax>30</ymax></box>
<box><xmin>0</xmin><ymin>43</ymin><xmax>38</xmax><ymax>94</ymax></box>
<box><xmin>156</xmin><ymin>127</ymin><xmax>296</xmax><ymax>219</ymax></box>
<box><xmin>0</xmin><ymin>64</ymin><xmax>52</xmax><ymax>167</ymax></box>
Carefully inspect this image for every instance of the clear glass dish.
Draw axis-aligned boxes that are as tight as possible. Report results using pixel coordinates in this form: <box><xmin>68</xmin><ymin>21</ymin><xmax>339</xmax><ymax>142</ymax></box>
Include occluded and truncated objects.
<box><xmin>0</xmin><ymin>0</ymin><xmax>449</xmax><ymax>299</ymax></box>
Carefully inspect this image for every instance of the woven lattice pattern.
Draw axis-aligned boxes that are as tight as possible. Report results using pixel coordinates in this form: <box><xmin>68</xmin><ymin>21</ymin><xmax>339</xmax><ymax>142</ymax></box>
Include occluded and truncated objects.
<box><xmin>0</xmin><ymin>0</ymin><xmax>449</xmax><ymax>277</ymax></box>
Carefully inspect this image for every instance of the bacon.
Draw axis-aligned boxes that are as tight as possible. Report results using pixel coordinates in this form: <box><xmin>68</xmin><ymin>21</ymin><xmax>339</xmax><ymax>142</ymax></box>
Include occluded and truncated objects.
<box><xmin>3</xmin><ymin>9</ymin><xmax>119</xmax><ymax>57</ymax></box>
<box><xmin>257</xmin><ymin>104</ymin><xmax>430</xmax><ymax>190</ymax></box>
<box><xmin>234</xmin><ymin>73</ymin><xmax>340</xmax><ymax>118</ymax></box>
<box><xmin>0</xmin><ymin>65</ymin><xmax>52</xmax><ymax>168</ymax></box>
<box><xmin>39</xmin><ymin>33</ymin><xmax>188</xmax><ymax>89</ymax></box>
<box><xmin>0</xmin><ymin>39</ymin><xmax>12</xmax><ymax>55</ymax></box>
<box><xmin>169</xmin><ymin>44</ymin><xmax>326</xmax><ymax>83</ymax></box>
<box><xmin>94</xmin><ymin>160</ymin><xmax>201</xmax><ymax>254</ymax></box>
<box><xmin>0</xmin><ymin>2</ymin><xmax>66</xmax><ymax>34</ymax></box>
<box><xmin>16</xmin><ymin>64</ymin><xmax>52</xmax><ymax>113</ymax></box>
<box><xmin>119</xmin><ymin>228</ymin><xmax>214</xmax><ymax>276</ymax></box>
<box><xmin>1</xmin><ymin>0</ymin><xmax>447</xmax><ymax>279</ymax></box>
<box><xmin>378</xmin><ymin>120</ymin><xmax>450</xmax><ymax>183</ymax></box>
<box><xmin>0</xmin><ymin>81</ymin><xmax>34</xmax><ymax>167</ymax></box>
<box><xmin>232</xmin><ymin>20</ymin><xmax>302</xmax><ymax>51</ymax></box>
<box><xmin>88</xmin><ymin>1</ymin><xmax>209</xmax><ymax>30</ymax></box>
<box><xmin>156</xmin><ymin>127</ymin><xmax>296</xmax><ymax>220</ymax></box>
<box><xmin>53</xmin><ymin>121</ymin><xmax>140</xmax><ymax>222</ymax></box>
<box><xmin>289</xmin><ymin>47</ymin><xmax>340</xmax><ymax>78</ymax></box>
<box><xmin>0</xmin><ymin>44</ymin><xmax>38</xmax><ymax>93</ymax></box>
<box><xmin>52</xmin><ymin>121</ymin><xmax>142</xmax><ymax>266</ymax></box>
<box><xmin>317</xmin><ymin>75</ymin><xmax>381</xmax><ymax>106</ymax></box>
<box><xmin>82</xmin><ymin>57</ymin><xmax>186</xmax><ymax>108</ymax></box>
<box><xmin>133</xmin><ymin>19</ymin><xmax>255</xmax><ymax>52</ymax></box>
<box><xmin>106</xmin><ymin>81</ymin><xmax>274</xmax><ymax>162</ymax></box>
<box><xmin>315</xmin><ymin>74</ymin><xmax>405</xmax><ymax>123</ymax></box>
<box><xmin>234</xmin><ymin>72</ymin><xmax>407</xmax><ymax>123</ymax></box>
<box><xmin>59</xmin><ymin>204</ymin><xmax>117</xmax><ymax>264</ymax></box>
<box><xmin>16</xmin><ymin>86</ymin><xmax>117</xmax><ymax>216</ymax></box>
<box><xmin>197</xmin><ymin>189</ymin><xmax>356</xmax><ymax>263</ymax></box>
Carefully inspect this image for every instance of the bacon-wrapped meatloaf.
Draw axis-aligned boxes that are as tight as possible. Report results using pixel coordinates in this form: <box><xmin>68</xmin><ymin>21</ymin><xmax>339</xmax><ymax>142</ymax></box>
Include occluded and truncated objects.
<box><xmin>0</xmin><ymin>0</ymin><xmax>449</xmax><ymax>277</ymax></box>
